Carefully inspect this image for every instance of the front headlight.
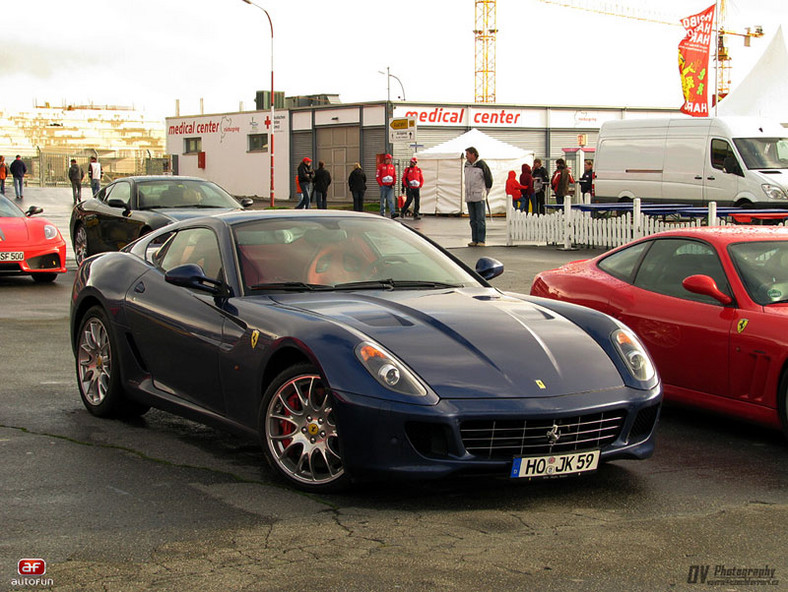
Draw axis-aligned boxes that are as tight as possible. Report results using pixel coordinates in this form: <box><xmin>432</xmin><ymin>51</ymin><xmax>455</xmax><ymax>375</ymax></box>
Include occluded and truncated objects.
<box><xmin>355</xmin><ymin>341</ymin><xmax>427</xmax><ymax>397</ymax></box>
<box><xmin>762</xmin><ymin>184</ymin><xmax>788</xmax><ymax>200</ymax></box>
<box><xmin>612</xmin><ymin>328</ymin><xmax>655</xmax><ymax>382</ymax></box>
<box><xmin>43</xmin><ymin>224</ymin><xmax>59</xmax><ymax>240</ymax></box>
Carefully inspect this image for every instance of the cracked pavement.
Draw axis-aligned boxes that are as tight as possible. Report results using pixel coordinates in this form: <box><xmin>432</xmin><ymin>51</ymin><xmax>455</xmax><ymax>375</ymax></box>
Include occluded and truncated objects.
<box><xmin>1</xmin><ymin>188</ymin><xmax>786</xmax><ymax>592</ymax></box>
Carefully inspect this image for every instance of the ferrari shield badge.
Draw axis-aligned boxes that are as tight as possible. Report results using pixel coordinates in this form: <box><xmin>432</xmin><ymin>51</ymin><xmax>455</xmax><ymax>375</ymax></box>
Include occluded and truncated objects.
<box><xmin>535</xmin><ymin>379</ymin><xmax>546</xmax><ymax>390</ymax></box>
<box><xmin>737</xmin><ymin>319</ymin><xmax>749</xmax><ymax>334</ymax></box>
<box><xmin>250</xmin><ymin>329</ymin><xmax>260</xmax><ymax>349</ymax></box>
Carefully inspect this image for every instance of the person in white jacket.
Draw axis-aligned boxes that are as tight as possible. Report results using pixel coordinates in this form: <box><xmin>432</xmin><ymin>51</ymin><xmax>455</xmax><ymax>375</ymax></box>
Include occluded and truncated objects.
<box><xmin>464</xmin><ymin>146</ymin><xmax>492</xmax><ymax>246</ymax></box>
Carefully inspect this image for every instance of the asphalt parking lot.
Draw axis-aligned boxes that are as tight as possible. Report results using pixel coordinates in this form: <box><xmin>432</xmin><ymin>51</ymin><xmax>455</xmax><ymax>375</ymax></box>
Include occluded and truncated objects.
<box><xmin>1</xmin><ymin>188</ymin><xmax>786</xmax><ymax>592</ymax></box>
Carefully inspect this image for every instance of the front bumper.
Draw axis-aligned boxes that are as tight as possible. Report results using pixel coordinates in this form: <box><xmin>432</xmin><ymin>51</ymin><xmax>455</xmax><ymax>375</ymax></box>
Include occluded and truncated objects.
<box><xmin>332</xmin><ymin>385</ymin><xmax>662</xmax><ymax>481</ymax></box>
<box><xmin>0</xmin><ymin>242</ymin><xmax>67</xmax><ymax>276</ymax></box>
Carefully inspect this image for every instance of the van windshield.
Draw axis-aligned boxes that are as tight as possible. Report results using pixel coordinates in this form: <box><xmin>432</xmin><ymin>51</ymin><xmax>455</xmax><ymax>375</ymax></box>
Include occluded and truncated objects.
<box><xmin>733</xmin><ymin>137</ymin><xmax>788</xmax><ymax>170</ymax></box>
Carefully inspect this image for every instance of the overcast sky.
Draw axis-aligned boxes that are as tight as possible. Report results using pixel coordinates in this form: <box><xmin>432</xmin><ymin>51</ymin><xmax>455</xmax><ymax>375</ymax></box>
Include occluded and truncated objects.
<box><xmin>3</xmin><ymin>0</ymin><xmax>786</xmax><ymax>120</ymax></box>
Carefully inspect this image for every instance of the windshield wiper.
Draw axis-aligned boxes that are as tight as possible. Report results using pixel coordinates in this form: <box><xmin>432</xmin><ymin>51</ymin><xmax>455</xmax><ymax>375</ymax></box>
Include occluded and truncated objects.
<box><xmin>333</xmin><ymin>279</ymin><xmax>461</xmax><ymax>290</ymax></box>
<box><xmin>249</xmin><ymin>282</ymin><xmax>331</xmax><ymax>292</ymax></box>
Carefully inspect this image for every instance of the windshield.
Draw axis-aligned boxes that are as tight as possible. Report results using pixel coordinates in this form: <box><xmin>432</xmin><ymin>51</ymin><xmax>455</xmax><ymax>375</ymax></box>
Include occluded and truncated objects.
<box><xmin>729</xmin><ymin>240</ymin><xmax>788</xmax><ymax>305</ymax></box>
<box><xmin>233</xmin><ymin>217</ymin><xmax>481</xmax><ymax>292</ymax></box>
<box><xmin>137</xmin><ymin>179</ymin><xmax>240</xmax><ymax>210</ymax></box>
<box><xmin>0</xmin><ymin>195</ymin><xmax>24</xmax><ymax>218</ymax></box>
<box><xmin>732</xmin><ymin>138</ymin><xmax>788</xmax><ymax>170</ymax></box>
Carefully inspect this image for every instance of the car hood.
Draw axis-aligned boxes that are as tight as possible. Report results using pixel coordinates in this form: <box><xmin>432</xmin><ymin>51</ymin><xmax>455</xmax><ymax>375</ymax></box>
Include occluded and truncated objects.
<box><xmin>157</xmin><ymin>207</ymin><xmax>240</xmax><ymax>221</ymax></box>
<box><xmin>271</xmin><ymin>288</ymin><xmax>623</xmax><ymax>399</ymax></box>
<box><xmin>0</xmin><ymin>217</ymin><xmax>32</xmax><ymax>243</ymax></box>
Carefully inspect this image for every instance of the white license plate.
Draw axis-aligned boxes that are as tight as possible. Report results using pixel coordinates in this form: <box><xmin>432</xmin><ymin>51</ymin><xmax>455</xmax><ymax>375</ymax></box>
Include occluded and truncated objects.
<box><xmin>0</xmin><ymin>251</ymin><xmax>24</xmax><ymax>262</ymax></box>
<box><xmin>511</xmin><ymin>450</ymin><xmax>600</xmax><ymax>479</ymax></box>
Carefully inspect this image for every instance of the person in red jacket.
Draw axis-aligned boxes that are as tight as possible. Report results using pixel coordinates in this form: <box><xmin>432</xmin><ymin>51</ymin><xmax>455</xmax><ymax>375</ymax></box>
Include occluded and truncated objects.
<box><xmin>375</xmin><ymin>153</ymin><xmax>397</xmax><ymax>218</ymax></box>
<box><xmin>400</xmin><ymin>157</ymin><xmax>424</xmax><ymax>219</ymax></box>
<box><xmin>505</xmin><ymin>170</ymin><xmax>527</xmax><ymax>212</ymax></box>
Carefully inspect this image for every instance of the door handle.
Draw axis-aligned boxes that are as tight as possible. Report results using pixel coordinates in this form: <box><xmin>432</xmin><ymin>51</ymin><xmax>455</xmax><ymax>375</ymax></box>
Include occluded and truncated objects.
<box><xmin>134</xmin><ymin>282</ymin><xmax>145</xmax><ymax>293</ymax></box>
<box><xmin>694</xmin><ymin>175</ymin><xmax>703</xmax><ymax>180</ymax></box>
<box><xmin>707</xmin><ymin>176</ymin><xmax>716</xmax><ymax>180</ymax></box>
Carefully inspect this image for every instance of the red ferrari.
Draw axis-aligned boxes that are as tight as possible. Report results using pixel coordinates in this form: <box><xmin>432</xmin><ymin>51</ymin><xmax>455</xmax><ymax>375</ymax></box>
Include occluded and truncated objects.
<box><xmin>0</xmin><ymin>194</ymin><xmax>67</xmax><ymax>282</ymax></box>
<box><xmin>531</xmin><ymin>226</ymin><xmax>788</xmax><ymax>435</ymax></box>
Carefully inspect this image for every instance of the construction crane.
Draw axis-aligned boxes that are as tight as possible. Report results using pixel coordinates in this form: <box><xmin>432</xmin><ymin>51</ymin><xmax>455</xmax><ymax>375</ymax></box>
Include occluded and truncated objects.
<box><xmin>534</xmin><ymin>0</ymin><xmax>763</xmax><ymax>102</ymax></box>
<box><xmin>474</xmin><ymin>0</ymin><xmax>497</xmax><ymax>103</ymax></box>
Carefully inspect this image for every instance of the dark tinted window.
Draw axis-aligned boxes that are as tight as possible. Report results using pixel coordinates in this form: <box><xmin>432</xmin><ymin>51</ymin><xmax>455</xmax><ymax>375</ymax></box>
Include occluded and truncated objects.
<box><xmin>598</xmin><ymin>241</ymin><xmax>649</xmax><ymax>282</ymax></box>
<box><xmin>634</xmin><ymin>238</ymin><xmax>729</xmax><ymax>305</ymax></box>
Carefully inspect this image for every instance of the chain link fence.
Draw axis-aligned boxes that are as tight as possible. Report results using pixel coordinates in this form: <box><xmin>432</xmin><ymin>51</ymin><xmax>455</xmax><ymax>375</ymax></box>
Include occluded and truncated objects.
<box><xmin>26</xmin><ymin>149</ymin><xmax>170</xmax><ymax>187</ymax></box>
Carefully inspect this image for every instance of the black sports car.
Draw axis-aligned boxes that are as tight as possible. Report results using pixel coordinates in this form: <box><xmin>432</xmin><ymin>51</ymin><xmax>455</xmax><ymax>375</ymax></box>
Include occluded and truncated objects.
<box><xmin>70</xmin><ymin>211</ymin><xmax>662</xmax><ymax>492</ymax></box>
<box><xmin>69</xmin><ymin>175</ymin><xmax>253</xmax><ymax>264</ymax></box>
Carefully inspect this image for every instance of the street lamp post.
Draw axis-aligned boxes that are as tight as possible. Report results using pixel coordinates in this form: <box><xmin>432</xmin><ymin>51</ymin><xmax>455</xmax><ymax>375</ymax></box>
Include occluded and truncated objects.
<box><xmin>378</xmin><ymin>67</ymin><xmax>406</xmax><ymax>101</ymax></box>
<box><xmin>242</xmin><ymin>0</ymin><xmax>275</xmax><ymax>208</ymax></box>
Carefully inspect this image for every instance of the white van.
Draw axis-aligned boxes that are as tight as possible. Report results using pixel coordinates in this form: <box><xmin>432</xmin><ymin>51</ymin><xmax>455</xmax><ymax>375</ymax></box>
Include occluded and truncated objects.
<box><xmin>593</xmin><ymin>117</ymin><xmax>788</xmax><ymax>207</ymax></box>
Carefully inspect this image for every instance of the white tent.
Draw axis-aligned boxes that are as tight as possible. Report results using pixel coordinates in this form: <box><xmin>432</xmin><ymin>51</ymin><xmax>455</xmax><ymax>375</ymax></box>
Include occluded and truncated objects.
<box><xmin>416</xmin><ymin>128</ymin><xmax>533</xmax><ymax>215</ymax></box>
<box><xmin>717</xmin><ymin>26</ymin><xmax>788</xmax><ymax>125</ymax></box>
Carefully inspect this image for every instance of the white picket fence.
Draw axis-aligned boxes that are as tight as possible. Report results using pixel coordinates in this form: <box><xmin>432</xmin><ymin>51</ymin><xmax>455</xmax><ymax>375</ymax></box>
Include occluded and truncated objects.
<box><xmin>506</xmin><ymin>199</ymin><xmax>731</xmax><ymax>249</ymax></box>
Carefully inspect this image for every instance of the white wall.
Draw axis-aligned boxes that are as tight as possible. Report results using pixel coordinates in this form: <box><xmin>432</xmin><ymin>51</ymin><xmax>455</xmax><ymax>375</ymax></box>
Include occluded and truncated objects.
<box><xmin>166</xmin><ymin>110</ymin><xmax>290</xmax><ymax>200</ymax></box>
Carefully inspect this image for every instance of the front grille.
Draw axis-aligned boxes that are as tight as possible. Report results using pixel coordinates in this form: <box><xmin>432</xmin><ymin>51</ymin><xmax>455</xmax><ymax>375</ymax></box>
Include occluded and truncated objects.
<box><xmin>28</xmin><ymin>253</ymin><xmax>61</xmax><ymax>270</ymax></box>
<box><xmin>460</xmin><ymin>411</ymin><xmax>626</xmax><ymax>459</ymax></box>
<box><xmin>629</xmin><ymin>404</ymin><xmax>660</xmax><ymax>442</ymax></box>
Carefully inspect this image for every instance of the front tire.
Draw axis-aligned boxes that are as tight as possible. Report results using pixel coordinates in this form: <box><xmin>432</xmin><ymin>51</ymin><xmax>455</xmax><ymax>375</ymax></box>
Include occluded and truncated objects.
<box><xmin>31</xmin><ymin>273</ymin><xmax>57</xmax><ymax>283</ymax></box>
<box><xmin>778</xmin><ymin>371</ymin><xmax>788</xmax><ymax>440</ymax></box>
<box><xmin>259</xmin><ymin>363</ymin><xmax>348</xmax><ymax>492</ymax></box>
<box><xmin>76</xmin><ymin>306</ymin><xmax>148</xmax><ymax>418</ymax></box>
<box><xmin>73</xmin><ymin>223</ymin><xmax>89</xmax><ymax>266</ymax></box>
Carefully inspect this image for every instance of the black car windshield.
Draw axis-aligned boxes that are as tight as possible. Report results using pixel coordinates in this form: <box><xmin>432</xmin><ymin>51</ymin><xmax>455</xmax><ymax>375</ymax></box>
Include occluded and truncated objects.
<box><xmin>234</xmin><ymin>216</ymin><xmax>481</xmax><ymax>292</ymax></box>
<box><xmin>732</xmin><ymin>138</ymin><xmax>788</xmax><ymax>170</ymax></box>
<box><xmin>137</xmin><ymin>179</ymin><xmax>240</xmax><ymax>210</ymax></box>
<box><xmin>729</xmin><ymin>240</ymin><xmax>788</xmax><ymax>305</ymax></box>
<box><xmin>0</xmin><ymin>195</ymin><xmax>24</xmax><ymax>218</ymax></box>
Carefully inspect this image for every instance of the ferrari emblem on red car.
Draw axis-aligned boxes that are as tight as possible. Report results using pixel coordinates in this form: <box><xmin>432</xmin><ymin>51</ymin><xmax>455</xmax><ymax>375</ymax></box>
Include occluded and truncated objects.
<box><xmin>737</xmin><ymin>319</ymin><xmax>749</xmax><ymax>334</ymax></box>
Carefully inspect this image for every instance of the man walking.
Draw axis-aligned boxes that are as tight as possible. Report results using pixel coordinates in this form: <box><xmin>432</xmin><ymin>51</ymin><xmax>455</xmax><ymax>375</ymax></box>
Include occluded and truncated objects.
<box><xmin>88</xmin><ymin>156</ymin><xmax>102</xmax><ymax>196</ymax></box>
<box><xmin>68</xmin><ymin>159</ymin><xmax>84</xmax><ymax>204</ymax></box>
<box><xmin>376</xmin><ymin>153</ymin><xmax>397</xmax><ymax>218</ymax></box>
<box><xmin>464</xmin><ymin>146</ymin><xmax>492</xmax><ymax>247</ymax></box>
<box><xmin>296</xmin><ymin>157</ymin><xmax>314</xmax><ymax>209</ymax></box>
<box><xmin>400</xmin><ymin>157</ymin><xmax>424</xmax><ymax>219</ymax></box>
<box><xmin>9</xmin><ymin>155</ymin><xmax>26</xmax><ymax>199</ymax></box>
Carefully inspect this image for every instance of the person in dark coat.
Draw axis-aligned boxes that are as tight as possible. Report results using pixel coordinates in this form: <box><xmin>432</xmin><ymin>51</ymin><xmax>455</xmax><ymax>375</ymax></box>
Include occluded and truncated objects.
<box><xmin>68</xmin><ymin>159</ymin><xmax>84</xmax><ymax>203</ymax></box>
<box><xmin>531</xmin><ymin>158</ymin><xmax>549</xmax><ymax>215</ymax></box>
<box><xmin>551</xmin><ymin>158</ymin><xmax>575</xmax><ymax>206</ymax></box>
<box><xmin>9</xmin><ymin>155</ymin><xmax>26</xmax><ymax>199</ymax></box>
<box><xmin>518</xmin><ymin>163</ymin><xmax>534</xmax><ymax>213</ymax></box>
<box><xmin>313</xmin><ymin>160</ymin><xmax>332</xmax><ymax>209</ymax></box>
<box><xmin>578</xmin><ymin>159</ymin><xmax>593</xmax><ymax>202</ymax></box>
<box><xmin>296</xmin><ymin>157</ymin><xmax>314</xmax><ymax>209</ymax></box>
<box><xmin>348</xmin><ymin>163</ymin><xmax>367</xmax><ymax>212</ymax></box>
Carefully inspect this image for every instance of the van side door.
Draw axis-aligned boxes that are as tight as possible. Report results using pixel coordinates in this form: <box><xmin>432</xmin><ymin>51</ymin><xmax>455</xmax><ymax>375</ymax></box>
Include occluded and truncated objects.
<box><xmin>703</xmin><ymin>138</ymin><xmax>741</xmax><ymax>206</ymax></box>
<box><xmin>662</xmin><ymin>136</ymin><xmax>705</xmax><ymax>204</ymax></box>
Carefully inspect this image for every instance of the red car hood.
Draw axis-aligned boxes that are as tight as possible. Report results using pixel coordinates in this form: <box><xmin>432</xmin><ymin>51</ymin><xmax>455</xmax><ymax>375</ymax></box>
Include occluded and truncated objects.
<box><xmin>0</xmin><ymin>217</ymin><xmax>33</xmax><ymax>244</ymax></box>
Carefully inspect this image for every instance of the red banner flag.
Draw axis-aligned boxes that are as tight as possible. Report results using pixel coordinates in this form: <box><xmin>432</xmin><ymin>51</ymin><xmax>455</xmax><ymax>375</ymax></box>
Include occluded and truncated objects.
<box><xmin>678</xmin><ymin>4</ymin><xmax>716</xmax><ymax>116</ymax></box>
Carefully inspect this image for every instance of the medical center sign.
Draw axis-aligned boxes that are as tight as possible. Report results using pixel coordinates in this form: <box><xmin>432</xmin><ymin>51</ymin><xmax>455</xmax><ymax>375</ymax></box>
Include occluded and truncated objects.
<box><xmin>394</xmin><ymin>106</ymin><xmax>531</xmax><ymax>128</ymax></box>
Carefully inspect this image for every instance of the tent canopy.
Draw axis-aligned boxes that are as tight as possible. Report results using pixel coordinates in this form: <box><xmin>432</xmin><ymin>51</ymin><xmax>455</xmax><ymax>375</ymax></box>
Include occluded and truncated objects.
<box><xmin>718</xmin><ymin>26</ymin><xmax>788</xmax><ymax>125</ymax></box>
<box><xmin>417</xmin><ymin>129</ymin><xmax>532</xmax><ymax>214</ymax></box>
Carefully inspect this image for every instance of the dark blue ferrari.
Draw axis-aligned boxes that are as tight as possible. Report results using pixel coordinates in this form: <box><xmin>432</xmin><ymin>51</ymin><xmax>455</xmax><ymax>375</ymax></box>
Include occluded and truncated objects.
<box><xmin>70</xmin><ymin>210</ymin><xmax>661</xmax><ymax>492</ymax></box>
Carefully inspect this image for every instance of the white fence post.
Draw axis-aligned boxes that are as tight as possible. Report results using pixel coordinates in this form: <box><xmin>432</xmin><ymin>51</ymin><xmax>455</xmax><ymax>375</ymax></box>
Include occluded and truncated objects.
<box><xmin>708</xmin><ymin>201</ymin><xmax>717</xmax><ymax>226</ymax></box>
<box><xmin>633</xmin><ymin>198</ymin><xmax>642</xmax><ymax>241</ymax></box>
<box><xmin>563</xmin><ymin>196</ymin><xmax>572</xmax><ymax>250</ymax></box>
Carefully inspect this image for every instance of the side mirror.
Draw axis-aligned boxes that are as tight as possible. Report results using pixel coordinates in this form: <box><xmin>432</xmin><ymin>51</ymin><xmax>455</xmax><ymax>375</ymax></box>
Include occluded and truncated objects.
<box><xmin>682</xmin><ymin>274</ymin><xmax>733</xmax><ymax>305</ymax></box>
<box><xmin>476</xmin><ymin>257</ymin><xmax>504</xmax><ymax>281</ymax></box>
<box><xmin>107</xmin><ymin>198</ymin><xmax>128</xmax><ymax>209</ymax></box>
<box><xmin>24</xmin><ymin>206</ymin><xmax>43</xmax><ymax>217</ymax></box>
<box><xmin>240</xmin><ymin>198</ymin><xmax>254</xmax><ymax>208</ymax></box>
<box><xmin>165</xmin><ymin>263</ymin><xmax>226</xmax><ymax>296</ymax></box>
